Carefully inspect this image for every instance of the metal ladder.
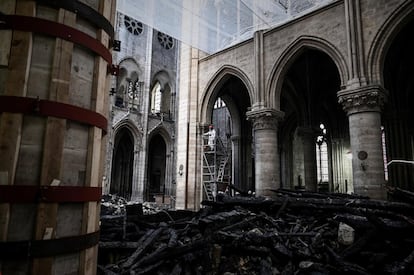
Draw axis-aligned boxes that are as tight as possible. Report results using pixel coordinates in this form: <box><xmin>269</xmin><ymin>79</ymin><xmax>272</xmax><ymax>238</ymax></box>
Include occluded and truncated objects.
<box><xmin>202</xmin><ymin>152</ymin><xmax>216</xmax><ymax>201</ymax></box>
<box><xmin>202</xmin><ymin>134</ymin><xmax>230</xmax><ymax>201</ymax></box>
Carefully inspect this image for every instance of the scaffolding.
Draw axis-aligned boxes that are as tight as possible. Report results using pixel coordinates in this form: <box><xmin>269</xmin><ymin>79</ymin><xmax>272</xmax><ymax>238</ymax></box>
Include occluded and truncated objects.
<box><xmin>202</xmin><ymin>134</ymin><xmax>231</xmax><ymax>201</ymax></box>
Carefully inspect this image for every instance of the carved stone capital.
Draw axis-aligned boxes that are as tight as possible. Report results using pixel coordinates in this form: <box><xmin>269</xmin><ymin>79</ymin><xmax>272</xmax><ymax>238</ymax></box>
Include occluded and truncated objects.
<box><xmin>246</xmin><ymin>108</ymin><xmax>284</xmax><ymax>131</ymax></box>
<box><xmin>338</xmin><ymin>85</ymin><xmax>387</xmax><ymax>115</ymax></box>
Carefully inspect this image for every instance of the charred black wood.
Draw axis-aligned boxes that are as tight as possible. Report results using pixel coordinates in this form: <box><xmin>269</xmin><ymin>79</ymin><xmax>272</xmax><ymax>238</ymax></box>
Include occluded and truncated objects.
<box><xmin>99</xmin><ymin>191</ymin><xmax>414</xmax><ymax>274</ymax></box>
<box><xmin>326</xmin><ymin>246</ymin><xmax>371</xmax><ymax>275</ymax></box>
<box><xmin>340</xmin><ymin>229</ymin><xmax>376</xmax><ymax>259</ymax></box>
<box><xmin>99</xmin><ymin>241</ymin><xmax>139</xmax><ymax>249</ymax></box>
<box><xmin>119</xmin><ymin>226</ymin><xmax>164</xmax><ymax>269</ymax></box>
<box><xmin>385</xmin><ymin>248</ymin><xmax>414</xmax><ymax>274</ymax></box>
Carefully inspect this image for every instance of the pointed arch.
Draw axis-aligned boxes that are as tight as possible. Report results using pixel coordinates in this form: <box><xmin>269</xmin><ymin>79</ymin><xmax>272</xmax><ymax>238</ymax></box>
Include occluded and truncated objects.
<box><xmin>200</xmin><ymin>65</ymin><xmax>254</xmax><ymax>124</ymax></box>
<box><xmin>151</xmin><ymin>70</ymin><xmax>172</xmax><ymax>90</ymax></box>
<box><xmin>113</xmin><ymin>119</ymin><xmax>143</xmax><ymax>144</ymax></box>
<box><xmin>148</xmin><ymin>125</ymin><xmax>172</xmax><ymax>146</ymax></box>
<box><xmin>110</xmin><ymin>127</ymin><xmax>134</xmax><ymax>199</ymax></box>
<box><xmin>116</xmin><ymin>57</ymin><xmax>144</xmax><ymax>109</ymax></box>
<box><xmin>146</xmin><ymin>126</ymin><xmax>173</xmax><ymax>202</ymax></box>
<box><xmin>150</xmin><ymin>82</ymin><xmax>162</xmax><ymax>113</ymax></box>
<box><xmin>150</xmin><ymin>70</ymin><xmax>174</xmax><ymax>117</ymax></box>
<box><xmin>367</xmin><ymin>0</ymin><xmax>414</xmax><ymax>85</ymax></box>
<box><xmin>267</xmin><ymin>35</ymin><xmax>349</xmax><ymax>109</ymax></box>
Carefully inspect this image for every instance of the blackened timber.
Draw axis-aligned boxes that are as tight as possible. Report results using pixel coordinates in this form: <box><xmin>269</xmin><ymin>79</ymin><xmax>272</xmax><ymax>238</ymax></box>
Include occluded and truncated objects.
<box><xmin>120</xmin><ymin>227</ymin><xmax>164</xmax><ymax>269</ymax></box>
<box><xmin>99</xmin><ymin>191</ymin><xmax>414</xmax><ymax>274</ymax></box>
<box><xmin>99</xmin><ymin>241</ymin><xmax>139</xmax><ymax>249</ymax></box>
<box><xmin>340</xmin><ymin>229</ymin><xmax>376</xmax><ymax>258</ymax></box>
<box><xmin>326</xmin><ymin>246</ymin><xmax>371</xmax><ymax>275</ymax></box>
<box><xmin>203</xmin><ymin>195</ymin><xmax>414</xmax><ymax>214</ymax></box>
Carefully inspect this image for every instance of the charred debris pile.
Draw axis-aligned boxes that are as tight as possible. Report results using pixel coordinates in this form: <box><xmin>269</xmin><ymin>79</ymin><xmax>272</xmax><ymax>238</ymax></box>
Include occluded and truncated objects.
<box><xmin>98</xmin><ymin>188</ymin><xmax>414</xmax><ymax>274</ymax></box>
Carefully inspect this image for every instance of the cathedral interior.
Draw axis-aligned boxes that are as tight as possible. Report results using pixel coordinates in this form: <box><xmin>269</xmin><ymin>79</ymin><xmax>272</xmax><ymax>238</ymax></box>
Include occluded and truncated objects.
<box><xmin>1</xmin><ymin>0</ymin><xmax>414</xmax><ymax>273</ymax></box>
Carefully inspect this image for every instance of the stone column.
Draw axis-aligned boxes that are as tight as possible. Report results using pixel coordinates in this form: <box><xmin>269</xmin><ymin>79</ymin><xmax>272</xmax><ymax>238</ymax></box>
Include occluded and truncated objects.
<box><xmin>296</xmin><ymin>127</ymin><xmax>318</xmax><ymax>191</ymax></box>
<box><xmin>338</xmin><ymin>85</ymin><xmax>387</xmax><ymax>199</ymax></box>
<box><xmin>231</xmin><ymin>135</ymin><xmax>241</xmax><ymax>191</ymax></box>
<box><xmin>247</xmin><ymin>108</ymin><xmax>284</xmax><ymax>197</ymax></box>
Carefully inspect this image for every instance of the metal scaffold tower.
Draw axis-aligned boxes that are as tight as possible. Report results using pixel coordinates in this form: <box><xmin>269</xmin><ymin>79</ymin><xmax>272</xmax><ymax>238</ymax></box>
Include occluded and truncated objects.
<box><xmin>202</xmin><ymin>133</ymin><xmax>231</xmax><ymax>201</ymax></box>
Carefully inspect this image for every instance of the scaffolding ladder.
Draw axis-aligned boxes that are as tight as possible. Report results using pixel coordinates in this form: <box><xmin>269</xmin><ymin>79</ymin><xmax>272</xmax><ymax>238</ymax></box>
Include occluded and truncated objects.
<box><xmin>202</xmin><ymin>134</ymin><xmax>231</xmax><ymax>201</ymax></box>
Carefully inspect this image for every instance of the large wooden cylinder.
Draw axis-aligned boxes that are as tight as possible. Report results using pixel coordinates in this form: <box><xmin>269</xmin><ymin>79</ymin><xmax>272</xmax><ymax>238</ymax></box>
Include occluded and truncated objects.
<box><xmin>0</xmin><ymin>1</ymin><xmax>115</xmax><ymax>274</ymax></box>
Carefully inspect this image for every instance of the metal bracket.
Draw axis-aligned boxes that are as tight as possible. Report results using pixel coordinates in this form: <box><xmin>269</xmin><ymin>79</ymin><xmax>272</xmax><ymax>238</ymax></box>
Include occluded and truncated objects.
<box><xmin>113</xmin><ymin>39</ymin><xmax>121</xmax><ymax>51</ymax></box>
<box><xmin>108</xmin><ymin>64</ymin><xmax>120</xmax><ymax>76</ymax></box>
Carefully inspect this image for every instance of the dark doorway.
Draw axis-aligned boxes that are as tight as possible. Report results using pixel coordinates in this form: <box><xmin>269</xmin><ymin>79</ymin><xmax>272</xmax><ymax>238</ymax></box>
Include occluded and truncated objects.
<box><xmin>147</xmin><ymin>134</ymin><xmax>167</xmax><ymax>201</ymax></box>
<box><xmin>110</xmin><ymin>128</ymin><xmax>134</xmax><ymax>199</ymax></box>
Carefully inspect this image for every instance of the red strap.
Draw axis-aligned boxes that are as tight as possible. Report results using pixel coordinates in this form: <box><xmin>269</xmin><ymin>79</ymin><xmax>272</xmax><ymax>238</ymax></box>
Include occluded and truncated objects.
<box><xmin>0</xmin><ymin>96</ymin><xmax>107</xmax><ymax>134</ymax></box>
<box><xmin>0</xmin><ymin>14</ymin><xmax>112</xmax><ymax>65</ymax></box>
<box><xmin>0</xmin><ymin>185</ymin><xmax>102</xmax><ymax>203</ymax></box>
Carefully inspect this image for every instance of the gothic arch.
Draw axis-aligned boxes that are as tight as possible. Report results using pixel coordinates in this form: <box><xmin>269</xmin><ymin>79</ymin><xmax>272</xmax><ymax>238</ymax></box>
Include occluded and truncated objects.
<box><xmin>146</xmin><ymin>126</ymin><xmax>174</xmax><ymax>201</ymax></box>
<box><xmin>151</xmin><ymin>70</ymin><xmax>173</xmax><ymax>90</ymax></box>
<box><xmin>267</xmin><ymin>36</ymin><xmax>349</xmax><ymax>109</ymax></box>
<box><xmin>113</xmin><ymin>119</ymin><xmax>143</xmax><ymax>146</ymax></box>
<box><xmin>110</xmin><ymin>126</ymin><xmax>135</xmax><ymax>199</ymax></box>
<box><xmin>148</xmin><ymin>125</ymin><xmax>172</xmax><ymax>151</ymax></box>
<box><xmin>150</xmin><ymin>71</ymin><xmax>174</xmax><ymax>115</ymax></box>
<box><xmin>118</xmin><ymin>57</ymin><xmax>143</xmax><ymax>80</ymax></box>
<box><xmin>367</xmin><ymin>1</ymin><xmax>414</xmax><ymax>85</ymax></box>
<box><xmin>116</xmin><ymin>58</ymin><xmax>144</xmax><ymax>108</ymax></box>
<box><xmin>200</xmin><ymin>65</ymin><xmax>254</xmax><ymax>124</ymax></box>
<box><xmin>200</xmin><ymin>65</ymin><xmax>254</xmax><ymax>193</ymax></box>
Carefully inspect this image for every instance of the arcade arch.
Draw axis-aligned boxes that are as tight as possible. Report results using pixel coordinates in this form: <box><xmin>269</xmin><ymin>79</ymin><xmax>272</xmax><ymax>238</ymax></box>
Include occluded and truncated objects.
<box><xmin>277</xmin><ymin>48</ymin><xmax>351</xmax><ymax>193</ymax></box>
<box><xmin>382</xmin><ymin>15</ymin><xmax>414</xmax><ymax>191</ymax></box>
<box><xmin>146</xmin><ymin>128</ymin><xmax>174</xmax><ymax>202</ymax></box>
<box><xmin>202</xmin><ymin>69</ymin><xmax>254</xmax><ymax>193</ymax></box>
<box><xmin>110</xmin><ymin>127</ymin><xmax>134</xmax><ymax>199</ymax></box>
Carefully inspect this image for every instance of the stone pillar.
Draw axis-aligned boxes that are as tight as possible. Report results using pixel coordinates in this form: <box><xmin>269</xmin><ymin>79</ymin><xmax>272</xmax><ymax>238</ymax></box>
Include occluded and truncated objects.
<box><xmin>247</xmin><ymin>108</ymin><xmax>284</xmax><ymax>197</ymax></box>
<box><xmin>231</xmin><ymin>135</ymin><xmax>241</xmax><ymax>191</ymax></box>
<box><xmin>297</xmin><ymin>127</ymin><xmax>318</xmax><ymax>191</ymax></box>
<box><xmin>338</xmin><ymin>85</ymin><xmax>387</xmax><ymax>199</ymax></box>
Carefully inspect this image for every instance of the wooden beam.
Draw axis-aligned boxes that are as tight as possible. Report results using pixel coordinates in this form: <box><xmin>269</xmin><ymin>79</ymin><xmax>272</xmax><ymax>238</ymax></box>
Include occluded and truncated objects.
<box><xmin>31</xmin><ymin>8</ymin><xmax>75</xmax><ymax>275</ymax></box>
<box><xmin>0</xmin><ymin>0</ymin><xmax>34</xmax><ymax>241</ymax></box>
<box><xmin>79</xmin><ymin>1</ymin><xmax>114</xmax><ymax>274</ymax></box>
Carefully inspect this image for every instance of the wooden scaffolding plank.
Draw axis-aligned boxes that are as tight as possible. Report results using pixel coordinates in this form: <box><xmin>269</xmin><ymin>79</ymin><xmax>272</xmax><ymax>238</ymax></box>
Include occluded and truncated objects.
<box><xmin>31</xmin><ymin>8</ymin><xmax>75</xmax><ymax>275</ymax></box>
<box><xmin>79</xmin><ymin>1</ymin><xmax>113</xmax><ymax>274</ymax></box>
<box><xmin>0</xmin><ymin>0</ymin><xmax>34</xmax><ymax>241</ymax></box>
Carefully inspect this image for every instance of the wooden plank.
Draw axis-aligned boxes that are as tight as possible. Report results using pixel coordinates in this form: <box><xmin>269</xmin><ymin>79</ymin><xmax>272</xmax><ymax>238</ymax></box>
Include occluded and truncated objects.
<box><xmin>79</xmin><ymin>1</ymin><xmax>114</xmax><ymax>274</ymax></box>
<box><xmin>31</xmin><ymin>8</ymin><xmax>75</xmax><ymax>275</ymax></box>
<box><xmin>0</xmin><ymin>0</ymin><xmax>34</xmax><ymax>241</ymax></box>
<box><xmin>0</xmin><ymin>0</ymin><xmax>16</xmax><ymax>66</ymax></box>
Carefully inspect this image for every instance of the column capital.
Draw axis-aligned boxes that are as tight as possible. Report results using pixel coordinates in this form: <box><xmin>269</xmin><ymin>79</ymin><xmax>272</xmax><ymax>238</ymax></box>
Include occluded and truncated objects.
<box><xmin>246</xmin><ymin>108</ymin><xmax>284</xmax><ymax>130</ymax></box>
<box><xmin>338</xmin><ymin>85</ymin><xmax>387</xmax><ymax>115</ymax></box>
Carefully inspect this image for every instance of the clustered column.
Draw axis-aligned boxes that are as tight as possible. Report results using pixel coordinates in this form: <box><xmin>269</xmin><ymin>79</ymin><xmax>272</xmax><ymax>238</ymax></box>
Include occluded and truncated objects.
<box><xmin>247</xmin><ymin>108</ymin><xmax>284</xmax><ymax>197</ymax></box>
<box><xmin>338</xmin><ymin>85</ymin><xmax>387</xmax><ymax>199</ymax></box>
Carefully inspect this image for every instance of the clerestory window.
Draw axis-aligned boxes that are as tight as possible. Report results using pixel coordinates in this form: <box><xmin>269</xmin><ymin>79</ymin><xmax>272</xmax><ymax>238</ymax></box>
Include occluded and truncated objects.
<box><xmin>151</xmin><ymin>82</ymin><xmax>162</xmax><ymax>114</ymax></box>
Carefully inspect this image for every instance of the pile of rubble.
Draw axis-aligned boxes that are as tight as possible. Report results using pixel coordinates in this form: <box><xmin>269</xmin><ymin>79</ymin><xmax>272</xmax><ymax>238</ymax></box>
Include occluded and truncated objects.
<box><xmin>98</xmin><ymin>189</ymin><xmax>414</xmax><ymax>274</ymax></box>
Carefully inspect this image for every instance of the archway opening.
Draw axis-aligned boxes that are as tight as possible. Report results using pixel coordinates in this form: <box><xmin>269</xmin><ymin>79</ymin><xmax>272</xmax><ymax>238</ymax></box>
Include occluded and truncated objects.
<box><xmin>147</xmin><ymin>134</ymin><xmax>167</xmax><ymax>201</ymax></box>
<box><xmin>110</xmin><ymin>127</ymin><xmax>134</xmax><ymax>199</ymax></box>
<box><xmin>383</xmin><ymin>18</ymin><xmax>414</xmax><ymax>191</ymax></box>
<box><xmin>279</xmin><ymin>49</ymin><xmax>350</xmax><ymax>193</ymax></box>
<box><xmin>207</xmin><ymin>75</ymin><xmax>253</xmax><ymax>195</ymax></box>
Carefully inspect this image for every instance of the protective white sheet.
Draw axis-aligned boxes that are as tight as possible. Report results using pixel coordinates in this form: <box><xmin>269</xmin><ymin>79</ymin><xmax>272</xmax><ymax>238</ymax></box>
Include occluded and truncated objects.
<box><xmin>117</xmin><ymin>0</ymin><xmax>336</xmax><ymax>54</ymax></box>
